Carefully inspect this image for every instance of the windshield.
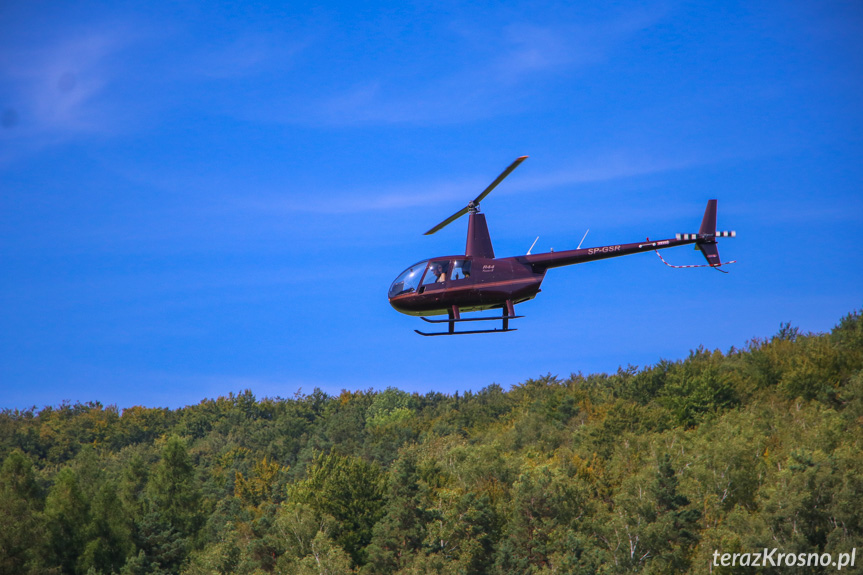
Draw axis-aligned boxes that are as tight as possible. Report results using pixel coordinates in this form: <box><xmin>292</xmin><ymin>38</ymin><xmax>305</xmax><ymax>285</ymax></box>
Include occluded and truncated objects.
<box><xmin>388</xmin><ymin>260</ymin><xmax>429</xmax><ymax>298</ymax></box>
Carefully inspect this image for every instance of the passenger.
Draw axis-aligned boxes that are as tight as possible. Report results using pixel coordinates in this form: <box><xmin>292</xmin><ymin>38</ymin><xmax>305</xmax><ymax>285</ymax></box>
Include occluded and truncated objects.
<box><xmin>453</xmin><ymin>262</ymin><xmax>469</xmax><ymax>280</ymax></box>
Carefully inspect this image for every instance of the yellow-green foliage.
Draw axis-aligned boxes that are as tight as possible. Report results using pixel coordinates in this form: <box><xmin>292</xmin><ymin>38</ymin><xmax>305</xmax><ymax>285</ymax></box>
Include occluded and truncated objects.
<box><xmin>1</xmin><ymin>311</ymin><xmax>861</xmax><ymax>574</ymax></box>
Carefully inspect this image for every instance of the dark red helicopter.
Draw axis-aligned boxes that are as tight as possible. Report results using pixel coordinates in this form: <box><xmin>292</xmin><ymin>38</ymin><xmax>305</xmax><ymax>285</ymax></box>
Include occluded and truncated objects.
<box><xmin>388</xmin><ymin>156</ymin><xmax>736</xmax><ymax>336</ymax></box>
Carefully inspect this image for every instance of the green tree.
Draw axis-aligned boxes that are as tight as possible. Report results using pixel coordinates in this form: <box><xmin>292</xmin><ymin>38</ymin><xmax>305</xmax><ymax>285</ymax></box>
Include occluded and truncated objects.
<box><xmin>424</xmin><ymin>488</ymin><xmax>496</xmax><ymax>573</ymax></box>
<box><xmin>642</xmin><ymin>454</ymin><xmax>701</xmax><ymax>574</ymax></box>
<box><xmin>123</xmin><ymin>513</ymin><xmax>188</xmax><ymax>575</ymax></box>
<box><xmin>289</xmin><ymin>451</ymin><xmax>385</xmax><ymax>566</ymax></box>
<box><xmin>495</xmin><ymin>462</ymin><xmax>586</xmax><ymax>573</ymax></box>
<box><xmin>0</xmin><ymin>450</ymin><xmax>45</xmax><ymax>575</ymax></box>
<box><xmin>274</xmin><ymin>502</ymin><xmax>356</xmax><ymax>574</ymax></box>
<box><xmin>44</xmin><ymin>467</ymin><xmax>89</xmax><ymax>574</ymax></box>
<box><xmin>364</xmin><ymin>453</ymin><xmax>428</xmax><ymax>574</ymax></box>
<box><xmin>660</xmin><ymin>351</ymin><xmax>739</xmax><ymax>427</ymax></box>
<box><xmin>78</xmin><ymin>481</ymin><xmax>134</xmax><ymax>575</ymax></box>
<box><xmin>147</xmin><ymin>435</ymin><xmax>202</xmax><ymax>539</ymax></box>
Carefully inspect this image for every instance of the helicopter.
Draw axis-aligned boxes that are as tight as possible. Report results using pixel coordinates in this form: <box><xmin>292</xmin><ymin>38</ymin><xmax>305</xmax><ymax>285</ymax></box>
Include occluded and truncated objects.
<box><xmin>388</xmin><ymin>156</ymin><xmax>736</xmax><ymax>336</ymax></box>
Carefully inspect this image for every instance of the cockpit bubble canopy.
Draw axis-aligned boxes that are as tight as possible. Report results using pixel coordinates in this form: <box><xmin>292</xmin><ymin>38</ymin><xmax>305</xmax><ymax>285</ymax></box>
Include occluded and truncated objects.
<box><xmin>388</xmin><ymin>260</ymin><xmax>429</xmax><ymax>298</ymax></box>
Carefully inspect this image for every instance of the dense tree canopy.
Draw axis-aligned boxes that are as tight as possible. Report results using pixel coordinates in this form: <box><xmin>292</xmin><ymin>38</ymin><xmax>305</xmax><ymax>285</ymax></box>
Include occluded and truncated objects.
<box><xmin>1</xmin><ymin>311</ymin><xmax>861</xmax><ymax>574</ymax></box>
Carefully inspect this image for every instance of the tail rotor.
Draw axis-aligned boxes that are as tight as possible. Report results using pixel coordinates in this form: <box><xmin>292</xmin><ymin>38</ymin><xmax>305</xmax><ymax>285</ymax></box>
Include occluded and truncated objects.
<box><xmin>662</xmin><ymin>200</ymin><xmax>737</xmax><ymax>271</ymax></box>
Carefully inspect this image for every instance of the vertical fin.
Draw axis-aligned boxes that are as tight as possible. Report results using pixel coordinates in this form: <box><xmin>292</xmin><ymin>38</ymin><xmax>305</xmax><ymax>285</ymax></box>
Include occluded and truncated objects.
<box><xmin>697</xmin><ymin>199</ymin><xmax>720</xmax><ymax>265</ymax></box>
<box><xmin>699</xmin><ymin>199</ymin><xmax>717</xmax><ymax>236</ymax></box>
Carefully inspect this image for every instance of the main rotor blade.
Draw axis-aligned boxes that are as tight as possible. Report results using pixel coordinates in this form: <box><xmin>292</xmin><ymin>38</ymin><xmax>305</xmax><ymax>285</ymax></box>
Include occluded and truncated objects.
<box><xmin>424</xmin><ymin>205</ymin><xmax>469</xmax><ymax>235</ymax></box>
<box><xmin>472</xmin><ymin>155</ymin><xmax>528</xmax><ymax>206</ymax></box>
<box><xmin>423</xmin><ymin>155</ymin><xmax>528</xmax><ymax>236</ymax></box>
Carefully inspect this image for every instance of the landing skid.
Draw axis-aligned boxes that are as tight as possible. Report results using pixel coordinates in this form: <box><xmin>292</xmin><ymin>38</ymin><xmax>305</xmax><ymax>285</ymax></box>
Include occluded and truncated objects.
<box><xmin>414</xmin><ymin>302</ymin><xmax>522</xmax><ymax>336</ymax></box>
<box><xmin>414</xmin><ymin>327</ymin><xmax>517</xmax><ymax>336</ymax></box>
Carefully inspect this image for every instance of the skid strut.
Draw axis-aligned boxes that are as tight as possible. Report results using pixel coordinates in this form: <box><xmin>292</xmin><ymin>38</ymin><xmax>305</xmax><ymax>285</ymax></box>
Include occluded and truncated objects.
<box><xmin>414</xmin><ymin>301</ymin><xmax>522</xmax><ymax>336</ymax></box>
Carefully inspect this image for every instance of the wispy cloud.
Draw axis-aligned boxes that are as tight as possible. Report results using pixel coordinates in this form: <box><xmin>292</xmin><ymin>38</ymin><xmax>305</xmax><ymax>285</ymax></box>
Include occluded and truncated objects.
<box><xmin>0</xmin><ymin>6</ymin><xmax>664</xmax><ymax>149</ymax></box>
<box><xmin>506</xmin><ymin>151</ymin><xmax>697</xmax><ymax>194</ymax></box>
<box><xmin>3</xmin><ymin>33</ymin><xmax>125</xmax><ymax>128</ymax></box>
<box><xmin>0</xmin><ymin>19</ymin><xmax>308</xmax><ymax>165</ymax></box>
<box><xmin>253</xmin><ymin>9</ymin><xmax>665</xmax><ymax>127</ymax></box>
<box><xmin>184</xmin><ymin>30</ymin><xmax>309</xmax><ymax>80</ymax></box>
<box><xmin>0</xmin><ymin>26</ymin><xmax>137</xmax><ymax>164</ymax></box>
<box><xmin>493</xmin><ymin>12</ymin><xmax>656</xmax><ymax>81</ymax></box>
<box><xmin>244</xmin><ymin>179</ymin><xmax>472</xmax><ymax>215</ymax></box>
<box><xmin>241</xmin><ymin>149</ymin><xmax>700</xmax><ymax>216</ymax></box>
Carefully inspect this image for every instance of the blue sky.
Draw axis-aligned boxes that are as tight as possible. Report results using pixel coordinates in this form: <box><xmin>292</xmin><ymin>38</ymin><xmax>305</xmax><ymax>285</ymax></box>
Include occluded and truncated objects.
<box><xmin>2</xmin><ymin>0</ymin><xmax>861</xmax><ymax>409</ymax></box>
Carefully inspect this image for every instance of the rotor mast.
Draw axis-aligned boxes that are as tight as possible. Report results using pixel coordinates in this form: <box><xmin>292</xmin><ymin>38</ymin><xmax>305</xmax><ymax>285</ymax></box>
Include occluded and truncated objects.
<box><xmin>466</xmin><ymin>203</ymin><xmax>494</xmax><ymax>258</ymax></box>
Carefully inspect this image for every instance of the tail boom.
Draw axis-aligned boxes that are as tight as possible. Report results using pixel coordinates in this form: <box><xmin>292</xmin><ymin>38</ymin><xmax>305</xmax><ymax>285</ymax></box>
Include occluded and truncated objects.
<box><xmin>522</xmin><ymin>199</ymin><xmax>736</xmax><ymax>272</ymax></box>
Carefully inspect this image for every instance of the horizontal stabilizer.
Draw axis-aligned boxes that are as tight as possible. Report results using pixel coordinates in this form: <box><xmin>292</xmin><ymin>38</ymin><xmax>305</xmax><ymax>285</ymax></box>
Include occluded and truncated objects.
<box><xmin>676</xmin><ymin>231</ymin><xmax>736</xmax><ymax>240</ymax></box>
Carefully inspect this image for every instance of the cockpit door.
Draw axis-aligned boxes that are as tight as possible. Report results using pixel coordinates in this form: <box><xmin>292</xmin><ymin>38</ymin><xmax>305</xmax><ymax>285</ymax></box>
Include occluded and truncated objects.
<box><xmin>418</xmin><ymin>260</ymin><xmax>450</xmax><ymax>294</ymax></box>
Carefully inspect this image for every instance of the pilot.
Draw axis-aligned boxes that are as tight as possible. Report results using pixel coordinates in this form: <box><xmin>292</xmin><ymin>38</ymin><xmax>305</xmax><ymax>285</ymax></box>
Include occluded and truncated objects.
<box><xmin>433</xmin><ymin>264</ymin><xmax>446</xmax><ymax>283</ymax></box>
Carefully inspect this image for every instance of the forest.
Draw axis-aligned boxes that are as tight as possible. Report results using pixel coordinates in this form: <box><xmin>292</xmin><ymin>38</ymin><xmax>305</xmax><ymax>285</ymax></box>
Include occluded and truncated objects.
<box><xmin>1</xmin><ymin>310</ymin><xmax>861</xmax><ymax>575</ymax></box>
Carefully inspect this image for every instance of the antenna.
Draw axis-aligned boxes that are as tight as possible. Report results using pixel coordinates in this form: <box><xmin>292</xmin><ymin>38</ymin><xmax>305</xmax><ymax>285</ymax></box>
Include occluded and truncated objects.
<box><xmin>527</xmin><ymin>236</ymin><xmax>539</xmax><ymax>255</ymax></box>
<box><xmin>576</xmin><ymin>229</ymin><xmax>590</xmax><ymax>250</ymax></box>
